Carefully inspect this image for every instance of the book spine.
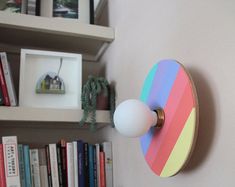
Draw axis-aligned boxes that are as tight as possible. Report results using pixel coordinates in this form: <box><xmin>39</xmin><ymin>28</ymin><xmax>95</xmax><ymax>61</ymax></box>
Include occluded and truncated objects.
<box><xmin>77</xmin><ymin>140</ymin><xmax>84</xmax><ymax>187</ymax></box>
<box><xmin>2</xmin><ymin>136</ymin><xmax>21</xmax><ymax>187</ymax></box>
<box><xmin>29</xmin><ymin>149</ymin><xmax>41</xmax><ymax>187</ymax></box>
<box><xmin>38</xmin><ymin>149</ymin><xmax>48</xmax><ymax>187</ymax></box>
<box><xmin>88</xmin><ymin>144</ymin><xmax>94</xmax><ymax>187</ymax></box>
<box><xmin>58</xmin><ymin>140</ymin><xmax>67</xmax><ymax>187</ymax></box>
<box><xmin>0</xmin><ymin>86</ymin><xmax>4</xmax><ymax>105</ymax></box>
<box><xmin>39</xmin><ymin>165</ymin><xmax>48</xmax><ymax>187</ymax></box>
<box><xmin>0</xmin><ymin>144</ymin><xmax>6</xmax><ymax>187</ymax></box>
<box><xmin>102</xmin><ymin>142</ymin><xmax>113</xmax><ymax>187</ymax></box>
<box><xmin>0</xmin><ymin>58</ymin><xmax>10</xmax><ymax>106</ymax></box>
<box><xmin>0</xmin><ymin>53</ymin><xmax>17</xmax><ymax>106</ymax></box>
<box><xmin>72</xmin><ymin>141</ymin><xmax>78</xmax><ymax>187</ymax></box>
<box><xmin>99</xmin><ymin>151</ymin><xmax>106</xmax><ymax>187</ymax></box>
<box><xmin>84</xmin><ymin>143</ymin><xmax>89</xmax><ymax>187</ymax></box>
<box><xmin>93</xmin><ymin>145</ymin><xmax>97</xmax><ymax>187</ymax></box>
<box><xmin>95</xmin><ymin>144</ymin><xmax>100</xmax><ymax>187</ymax></box>
<box><xmin>66</xmin><ymin>142</ymin><xmax>74</xmax><ymax>187</ymax></box>
<box><xmin>18</xmin><ymin>144</ymin><xmax>26</xmax><ymax>187</ymax></box>
<box><xmin>56</xmin><ymin>145</ymin><xmax>63</xmax><ymax>187</ymax></box>
<box><xmin>45</xmin><ymin>145</ymin><xmax>52</xmax><ymax>187</ymax></box>
<box><xmin>49</xmin><ymin>144</ymin><xmax>59</xmax><ymax>187</ymax></box>
<box><xmin>23</xmin><ymin>145</ymin><xmax>32</xmax><ymax>187</ymax></box>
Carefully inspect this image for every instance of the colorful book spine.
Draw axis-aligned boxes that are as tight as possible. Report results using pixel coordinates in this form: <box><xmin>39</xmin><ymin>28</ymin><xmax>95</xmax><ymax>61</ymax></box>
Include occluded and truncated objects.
<box><xmin>84</xmin><ymin>143</ymin><xmax>89</xmax><ymax>187</ymax></box>
<box><xmin>93</xmin><ymin>145</ymin><xmax>97</xmax><ymax>187</ymax></box>
<box><xmin>0</xmin><ymin>144</ymin><xmax>6</xmax><ymax>187</ymax></box>
<box><xmin>38</xmin><ymin>149</ymin><xmax>48</xmax><ymax>187</ymax></box>
<box><xmin>77</xmin><ymin>140</ymin><xmax>85</xmax><ymax>187</ymax></box>
<box><xmin>0</xmin><ymin>52</ymin><xmax>17</xmax><ymax>106</ymax></box>
<box><xmin>49</xmin><ymin>144</ymin><xmax>59</xmax><ymax>187</ymax></box>
<box><xmin>23</xmin><ymin>145</ymin><xmax>32</xmax><ymax>187</ymax></box>
<box><xmin>88</xmin><ymin>144</ymin><xmax>94</xmax><ymax>187</ymax></box>
<box><xmin>99</xmin><ymin>151</ymin><xmax>106</xmax><ymax>187</ymax></box>
<box><xmin>72</xmin><ymin>141</ymin><xmax>78</xmax><ymax>187</ymax></box>
<box><xmin>58</xmin><ymin>140</ymin><xmax>67</xmax><ymax>187</ymax></box>
<box><xmin>102</xmin><ymin>142</ymin><xmax>113</xmax><ymax>187</ymax></box>
<box><xmin>0</xmin><ymin>58</ymin><xmax>10</xmax><ymax>106</ymax></box>
<box><xmin>66</xmin><ymin>142</ymin><xmax>74</xmax><ymax>187</ymax></box>
<box><xmin>18</xmin><ymin>144</ymin><xmax>26</xmax><ymax>187</ymax></box>
<box><xmin>95</xmin><ymin>144</ymin><xmax>100</xmax><ymax>187</ymax></box>
<box><xmin>2</xmin><ymin>136</ymin><xmax>21</xmax><ymax>187</ymax></box>
<box><xmin>29</xmin><ymin>149</ymin><xmax>41</xmax><ymax>187</ymax></box>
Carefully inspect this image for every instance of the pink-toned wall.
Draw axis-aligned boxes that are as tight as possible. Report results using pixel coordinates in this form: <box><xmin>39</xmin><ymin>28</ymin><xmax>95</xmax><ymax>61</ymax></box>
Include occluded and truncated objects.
<box><xmin>99</xmin><ymin>0</ymin><xmax>235</xmax><ymax>186</ymax></box>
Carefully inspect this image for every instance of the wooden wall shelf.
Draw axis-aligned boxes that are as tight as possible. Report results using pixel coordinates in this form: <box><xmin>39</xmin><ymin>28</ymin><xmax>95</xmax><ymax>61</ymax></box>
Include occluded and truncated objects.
<box><xmin>0</xmin><ymin>107</ymin><xmax>111</xmax><ymax>129</ymax></box>
<box><xmin>0</xmin><ymin>12</ymin><xmax>115</xmax><ymax>61</ymax></box>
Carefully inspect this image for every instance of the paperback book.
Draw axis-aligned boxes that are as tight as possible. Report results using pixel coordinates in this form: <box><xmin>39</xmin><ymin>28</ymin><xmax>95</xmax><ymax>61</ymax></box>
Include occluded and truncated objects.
<box><xmin>0</xmin><ymin>52</ymin><xmax>17</xmax><ymax>106</ymax></box>
<box><xmin>0</xmin><ymin>144</ymin><xmax>6</xmax><ymax>187</ymax></box>
<box><xmin>2</xmin><ymin>136</ymin><xmax>21</xmax><ymax>187</ymax></box>
<box><xmin>29</xmin><ymin>149</ymin><xmax>41</xmax><ymax>187</ymax></box>
<box><xmin>102</xmin><ymin>142</ymin><xmax>113</xmax><ymax>187</ymax></box>
<box><xmin>38</xmin><ymin>148</ymin><xmax>49</xmax><ymax>187</ymax></box>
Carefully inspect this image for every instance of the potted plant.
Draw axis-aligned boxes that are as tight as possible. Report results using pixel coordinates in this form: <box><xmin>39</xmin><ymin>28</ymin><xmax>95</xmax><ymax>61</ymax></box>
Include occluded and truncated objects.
<box><xmin>80</xmin><ymin>75</ymin><xmax>115</xmax><ymax>129</ymax></box>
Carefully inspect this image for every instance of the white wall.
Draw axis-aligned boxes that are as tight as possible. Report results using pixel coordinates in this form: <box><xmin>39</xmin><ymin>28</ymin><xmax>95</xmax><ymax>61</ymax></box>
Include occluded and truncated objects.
<box><xmin>100</xmin><ymin>0</ymin><xmax>235</xmax><ymax>186</ymax></box>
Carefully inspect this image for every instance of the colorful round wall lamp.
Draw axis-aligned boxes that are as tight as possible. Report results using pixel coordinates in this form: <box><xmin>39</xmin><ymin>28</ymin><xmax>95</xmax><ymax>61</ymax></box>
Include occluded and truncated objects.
<box><xmin>114</xmin><ymin>59</ymin><xmax>199</xmax><ymax>177</ymax></box>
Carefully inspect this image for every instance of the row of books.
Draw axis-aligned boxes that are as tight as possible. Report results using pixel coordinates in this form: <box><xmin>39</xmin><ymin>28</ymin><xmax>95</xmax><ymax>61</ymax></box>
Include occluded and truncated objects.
<box><xmin>0</xmin><ymin>136</ymin><xmax>113</xmax><ymax>187</ymax></box>
<box><xmin>0</xmin><ymin>52</ymin><xmax>17</xmax><ymax>106</ymax></box>
<box><xmin>0</xmin><ymin>0</ymin><xmax>105</xmax><ymax>24</ymax></box>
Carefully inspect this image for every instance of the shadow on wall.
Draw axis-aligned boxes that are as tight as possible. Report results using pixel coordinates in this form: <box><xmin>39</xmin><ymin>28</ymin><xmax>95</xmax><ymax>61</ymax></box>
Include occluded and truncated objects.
<box><xmin>182</xmin><ymin>68</ymin><xmax>216</xmax><ymax>173</ymax></box>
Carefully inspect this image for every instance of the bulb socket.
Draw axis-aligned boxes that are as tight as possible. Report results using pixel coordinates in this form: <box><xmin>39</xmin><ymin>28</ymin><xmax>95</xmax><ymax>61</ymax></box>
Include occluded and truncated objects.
<box><xmin>154</xmin><ymin>108</ymin><xmax>165</xmax><ymax>129</ymax></box>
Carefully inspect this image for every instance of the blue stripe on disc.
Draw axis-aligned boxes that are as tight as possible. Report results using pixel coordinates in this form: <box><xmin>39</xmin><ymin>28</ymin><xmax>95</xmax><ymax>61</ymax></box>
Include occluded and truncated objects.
<box><xmin>147</xmin><ymin>60</ymin><xmax>180</xmax><ymax>110</ymax></box>
<box><xmin>140</xmin><ymin>60</ymin><xmax>180</xmax><ymax>155</ymax></box>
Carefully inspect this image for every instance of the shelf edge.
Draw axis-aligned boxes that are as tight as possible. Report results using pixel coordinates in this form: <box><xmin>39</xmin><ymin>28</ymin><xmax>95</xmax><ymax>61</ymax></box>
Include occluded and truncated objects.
<box><xmin>0</xmin><ymin>107</ymin><xmax>111</xmax><ymax>124</ymax></box>
<box><xmin>0</xmin><ymin>12</ymin><xmax>115</xmax><ymax>42</ymax></box>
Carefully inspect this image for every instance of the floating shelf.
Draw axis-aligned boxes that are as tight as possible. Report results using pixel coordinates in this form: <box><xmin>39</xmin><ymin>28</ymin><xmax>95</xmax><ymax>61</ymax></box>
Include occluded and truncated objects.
<box><xmin>0</xmin><ymin>107</ymin><xmax>111</xmax><ymax>129</ymax></box>
<box><xmin>0</xmin><ymin>12</ymin><xmax>115</xmax><ymax>61</ymax></box>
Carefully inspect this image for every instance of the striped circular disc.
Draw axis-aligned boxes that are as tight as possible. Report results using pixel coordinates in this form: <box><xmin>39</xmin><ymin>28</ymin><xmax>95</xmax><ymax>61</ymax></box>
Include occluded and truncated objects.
<box><xmin>140</xmin><ymin>59</ymin><xmax>198</xmax><ymax>177</ymax></box>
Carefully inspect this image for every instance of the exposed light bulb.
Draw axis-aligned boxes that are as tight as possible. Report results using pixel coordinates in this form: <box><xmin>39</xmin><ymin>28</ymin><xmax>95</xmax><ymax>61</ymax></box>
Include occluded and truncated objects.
<box><xmin>113</xmin><ymin>99</ymin><xmax>158</xmax><ymax>137</ymax></box>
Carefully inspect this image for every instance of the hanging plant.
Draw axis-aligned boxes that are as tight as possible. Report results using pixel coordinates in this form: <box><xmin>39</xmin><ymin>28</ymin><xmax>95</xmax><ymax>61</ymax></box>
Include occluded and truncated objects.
<box><xmin>80</xmin><ymin>75</ymin><xmax>115</xmax><ymax>130</ymax></box>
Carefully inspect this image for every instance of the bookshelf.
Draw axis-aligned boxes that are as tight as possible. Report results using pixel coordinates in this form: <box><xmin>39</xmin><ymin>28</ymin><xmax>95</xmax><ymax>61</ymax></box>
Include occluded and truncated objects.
<box><xmin>0</xmin><ymin>8</ymin><xmax>114</xmax><ymax>187</ymax></box>
<box><xmin>0</xmin><ymin>11</ymin><xmax>114</xmax><ymax>129</ymax></box>
<box><xmin>0</xmin><ymin>11</ymin><xmax>115</xmax><ymax>61</ymax></box>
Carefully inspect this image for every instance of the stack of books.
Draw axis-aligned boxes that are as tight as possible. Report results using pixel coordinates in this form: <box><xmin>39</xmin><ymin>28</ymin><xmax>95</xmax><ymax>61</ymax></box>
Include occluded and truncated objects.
<box><xmin>0</xmin><ymin>136</ymin><xmax>113</xmax><ymax>187</ymax></box>
<box><xmin>0</xmin><ymin>52</ymin><xmax>17</xmax><ymax>107</ymax></box>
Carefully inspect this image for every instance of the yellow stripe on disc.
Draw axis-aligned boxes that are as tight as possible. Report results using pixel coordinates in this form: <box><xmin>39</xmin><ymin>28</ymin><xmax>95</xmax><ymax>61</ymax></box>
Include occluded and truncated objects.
<box><xmin>160</xmin><ymin>108</ymin><xmax>196</xmax><ymax>177</ymax></box>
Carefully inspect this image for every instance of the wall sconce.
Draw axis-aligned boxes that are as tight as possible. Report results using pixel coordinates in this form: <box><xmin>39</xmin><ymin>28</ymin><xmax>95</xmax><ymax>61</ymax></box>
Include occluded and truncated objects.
<box><xmin>114</xmin><ymin>59</ymin><xmax>198</xmax><ymax>177</ymax></box>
